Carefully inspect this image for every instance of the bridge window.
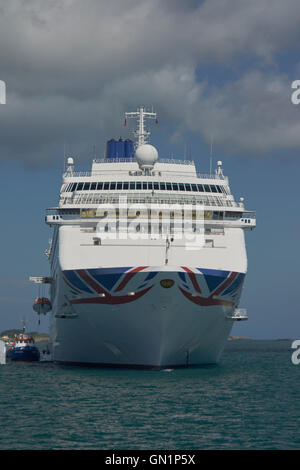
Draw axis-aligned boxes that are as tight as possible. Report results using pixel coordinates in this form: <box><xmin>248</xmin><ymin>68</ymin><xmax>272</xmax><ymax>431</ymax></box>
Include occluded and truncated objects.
<box><xmin>64</xmin><ymin>181</ymin><xmax>229</xmax><ymax>195</ymax></box>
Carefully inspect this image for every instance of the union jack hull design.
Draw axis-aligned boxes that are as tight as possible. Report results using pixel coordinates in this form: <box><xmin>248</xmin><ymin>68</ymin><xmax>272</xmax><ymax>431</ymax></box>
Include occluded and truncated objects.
<box><xmin>63</xmin><ymin>266</ymin><xmax>157</xmax><ymax>305</ymax></box>
<box><xmin>62</xmin><ymin>266</ymin><xmax>244</xmax><ymax>308</ymax></box>
<box><xmin>178</xmin><ymin>267</ymin><xmax>245</xmax><ymax>307</ymax></box>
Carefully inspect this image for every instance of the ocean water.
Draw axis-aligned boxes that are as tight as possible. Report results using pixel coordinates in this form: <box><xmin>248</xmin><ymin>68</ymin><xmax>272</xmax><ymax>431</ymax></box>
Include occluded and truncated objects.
<box><xmin>0</xmin><ymin>340</ymin><xmax>299</xmax><ymax>450</ymax></box>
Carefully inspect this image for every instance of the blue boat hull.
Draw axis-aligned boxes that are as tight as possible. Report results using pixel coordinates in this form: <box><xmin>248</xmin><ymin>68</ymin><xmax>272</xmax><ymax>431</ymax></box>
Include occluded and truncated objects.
<box><xmin>10</xmin><ymin>346</ymin><xmax>40</xmax><ymax>362</ymax></box>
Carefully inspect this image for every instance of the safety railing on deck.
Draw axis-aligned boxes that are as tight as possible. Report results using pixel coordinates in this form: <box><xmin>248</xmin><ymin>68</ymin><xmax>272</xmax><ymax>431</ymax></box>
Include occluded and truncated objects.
<box><xmin>59</xmin><ymin>193</ymin><xmax>242</xmax><ymax>208</ymax></box>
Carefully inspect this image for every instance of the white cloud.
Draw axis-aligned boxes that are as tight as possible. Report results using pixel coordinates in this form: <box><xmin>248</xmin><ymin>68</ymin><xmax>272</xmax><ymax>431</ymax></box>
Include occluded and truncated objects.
<box><xmin>99</xmin><ymin>67</ymin><xmax>300</xmax><ymax>155</ymax></box>
<box><xmin>0</xmin><ymin>0</ymin><xmax>300</xmax><ymax>164</ymax></box>
<box><xmin>187</xmin><ymin>71</ymin><xmax>300</xmax><ymax>154</ymax></box>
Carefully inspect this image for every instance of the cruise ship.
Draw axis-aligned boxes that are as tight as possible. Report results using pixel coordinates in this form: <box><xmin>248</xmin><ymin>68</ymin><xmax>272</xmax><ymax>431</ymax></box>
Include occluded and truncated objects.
<box><xmin>32</xmin><ymin>106</ymin><xmax>256</xmax><ymax>368</ymax></box>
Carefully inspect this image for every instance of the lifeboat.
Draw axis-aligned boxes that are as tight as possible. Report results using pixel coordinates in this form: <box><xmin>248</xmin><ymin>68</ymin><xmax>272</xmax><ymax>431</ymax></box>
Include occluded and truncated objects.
<box><xmin>33</xmin><ymin>297</ymin><xmax>52</xmax><ymax>314</ymax></box>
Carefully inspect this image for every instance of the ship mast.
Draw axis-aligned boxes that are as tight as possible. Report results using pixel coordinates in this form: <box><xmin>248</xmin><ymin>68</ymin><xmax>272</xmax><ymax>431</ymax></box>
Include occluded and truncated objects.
<box><xmin>125</xmin><ymin>106</ymin><xmax>157</xmax><ymax>147</ymax></box>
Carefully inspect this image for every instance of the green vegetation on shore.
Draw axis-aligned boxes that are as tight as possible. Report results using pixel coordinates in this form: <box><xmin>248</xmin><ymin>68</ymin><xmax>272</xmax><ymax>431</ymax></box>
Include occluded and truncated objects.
<box><xmin>227</xmin><ymin>336</ymin><xmax>251</xmax><ymax>341</ymax></box>
<box><xmin>0</xmin><ymin>329</ymin><xmax>50</xmax><ymax>343</ymax></box>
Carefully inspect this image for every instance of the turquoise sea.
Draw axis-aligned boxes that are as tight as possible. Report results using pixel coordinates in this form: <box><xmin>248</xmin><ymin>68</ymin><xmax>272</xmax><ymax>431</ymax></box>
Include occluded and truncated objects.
<box><xmin>0</xmin><ymin>340</ymin><xmax>299</xmax><ymax>450</ymax></box>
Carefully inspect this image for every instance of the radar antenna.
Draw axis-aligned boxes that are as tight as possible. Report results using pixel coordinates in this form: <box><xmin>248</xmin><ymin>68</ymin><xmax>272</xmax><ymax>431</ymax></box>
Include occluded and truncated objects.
<box><xmin>125</xmin><ymin>106</ymin><xmax>157</xmax><ymax>147</ymax></box>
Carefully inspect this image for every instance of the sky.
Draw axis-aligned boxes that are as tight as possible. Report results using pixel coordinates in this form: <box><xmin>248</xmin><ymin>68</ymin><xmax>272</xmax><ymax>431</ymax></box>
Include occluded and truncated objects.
<box><xmin>0</xmin><ymin>0</ymin><xmax>300</xmax><ymax>338</ymax></box>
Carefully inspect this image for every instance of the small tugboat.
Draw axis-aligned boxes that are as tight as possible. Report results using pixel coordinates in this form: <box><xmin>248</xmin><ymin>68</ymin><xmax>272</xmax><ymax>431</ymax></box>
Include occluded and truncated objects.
<box><xmin>9</xmin><ymin>322</ymin><xmax>40</xmax><ymax>362</ymax></box>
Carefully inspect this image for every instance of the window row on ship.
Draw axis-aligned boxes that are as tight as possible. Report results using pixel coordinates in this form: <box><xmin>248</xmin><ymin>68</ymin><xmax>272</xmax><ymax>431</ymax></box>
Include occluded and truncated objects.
<box><xmin>61</xmin><ymin>181</ymin><xmax>230</xmax><ymax>194</ymax></box>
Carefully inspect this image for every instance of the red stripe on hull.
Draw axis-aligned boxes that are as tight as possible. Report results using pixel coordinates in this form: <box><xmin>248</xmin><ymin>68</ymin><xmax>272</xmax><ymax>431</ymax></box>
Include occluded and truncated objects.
<box><xmin>212</xmin><ymin>271</ymin><xmax>238</xmax><ymax>296</ymax></box>
<box><xmin>70</xmin><ymin>285</ymin><xmax>153</xmax><ymax>305</ymax></box>
<box><xmin>179</xmin><ymin>287</ymin><xmax>234</xmax><ymax>307</ymax></box>
<box><xmin>181</xmin><ymin>267</ymin><xmax>202</xmax><ymax>293</ymax></box>
<box><xmin>114</xmin><ymin>266</ymin><xmax>148</xmax><ymax>292</ymax></box>
<box><xmin>76</xmin><ymin>269</ymin><xmax>108</xmax><ymax>295</ymax></box>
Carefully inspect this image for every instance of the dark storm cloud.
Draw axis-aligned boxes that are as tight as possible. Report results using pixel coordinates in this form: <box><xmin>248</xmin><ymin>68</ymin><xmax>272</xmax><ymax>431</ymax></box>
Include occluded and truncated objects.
<box><xmin>0</xmin><ymin>0</ymin><xmax>300</xmax><ymax>166</ymax></box>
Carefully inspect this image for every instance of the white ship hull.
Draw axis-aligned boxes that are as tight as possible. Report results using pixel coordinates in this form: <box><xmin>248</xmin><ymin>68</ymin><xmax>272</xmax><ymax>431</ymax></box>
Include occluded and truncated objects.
<box><xmin>50</xmin><ymin>265</ymin><xmax>245</xmax><ymax>368</ymax></box>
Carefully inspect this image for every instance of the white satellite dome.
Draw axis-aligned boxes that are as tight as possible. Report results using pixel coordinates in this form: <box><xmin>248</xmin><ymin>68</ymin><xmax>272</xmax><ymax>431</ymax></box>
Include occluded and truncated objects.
<box><xmin>135</xmin><ymin>144</ymin><xmax>158</xmax><ymax>170</ymax></box>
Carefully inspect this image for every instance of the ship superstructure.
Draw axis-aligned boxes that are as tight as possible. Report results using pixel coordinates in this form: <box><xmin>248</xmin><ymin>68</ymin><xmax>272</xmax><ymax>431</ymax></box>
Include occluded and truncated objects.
<box><xmin>39</xmin><ymin>106</ymin><xmax>255</xmax><ymax>368</ymax></box>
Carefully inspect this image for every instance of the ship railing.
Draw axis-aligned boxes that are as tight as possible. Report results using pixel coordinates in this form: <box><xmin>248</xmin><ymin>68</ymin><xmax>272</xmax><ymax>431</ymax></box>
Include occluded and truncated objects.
<box><xmin>59</xmin><ymin>197</ymin><xmax>239</xmax><ymax>208</ymax></box>
<box><xmin>91</xmin><ymin>157</ymin><xmax>195</xmax><ymax>165</ymax></box>
<box><xmin>46</xmin><ymin>214</ymin><xmax>255</xmax><ymax>230</ymax></box>
<box><xmin>63</xmin><ymin>158</ymin><xmax>226</xmax><ymax>180</ymax></box>
<box><xmin>63</xmin><ymin>170</ymin><xmax>227</xmax><ymax>181</ymax></box>
<box><xmin>196</xmin><ymin>172</ymin><xmax>227</xmax><ymax>180</ymax></box>
<box><xmin>58</xmin><ymin>193</ymin><xmax>242</xmax><ymax>208</ymax></box>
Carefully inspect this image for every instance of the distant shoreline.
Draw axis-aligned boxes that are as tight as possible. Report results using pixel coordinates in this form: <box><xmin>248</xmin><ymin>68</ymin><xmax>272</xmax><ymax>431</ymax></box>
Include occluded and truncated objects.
<box><xmin>227</xmin><ymin>336</ymin><xmax>293</xmax><ymax>341</ymax></box>
<box><xmin>0</xmin><ymin>330</ymin><xmax>294</xmax><ymax>344</ymax></box>
<box><xmin>227</xmin><ymin>336</ymin><xmax>251</xmax><ymax>341</ymax></box>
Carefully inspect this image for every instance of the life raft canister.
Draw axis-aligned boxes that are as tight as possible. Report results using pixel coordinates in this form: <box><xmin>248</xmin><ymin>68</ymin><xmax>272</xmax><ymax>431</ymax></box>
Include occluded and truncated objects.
<box><xmin>33</xmin><ymin>297</ymin><xmax>52</xmax><ymax>314</ymax></box>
